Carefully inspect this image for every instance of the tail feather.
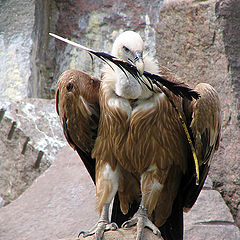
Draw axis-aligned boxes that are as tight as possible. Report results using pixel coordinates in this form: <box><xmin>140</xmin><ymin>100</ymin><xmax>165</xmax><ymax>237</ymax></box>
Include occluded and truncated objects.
<box><xmin>159</xmin><ymin>191</ymin><xmax>183</xmax><ymax>240</ymax></box>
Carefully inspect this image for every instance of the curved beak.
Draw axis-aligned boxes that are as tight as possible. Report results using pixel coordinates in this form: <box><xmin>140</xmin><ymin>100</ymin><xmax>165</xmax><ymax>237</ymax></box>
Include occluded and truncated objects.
<box><xmin>134</xmin><ymin>51</ymin><xmax>144</xmax><ymax>75</ymax></box>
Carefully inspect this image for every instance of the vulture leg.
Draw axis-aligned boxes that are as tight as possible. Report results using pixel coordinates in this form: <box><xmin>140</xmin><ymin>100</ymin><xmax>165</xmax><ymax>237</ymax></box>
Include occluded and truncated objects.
<box><xmin>79</xmin><ymin>203</ymin><xmax>118</xmax><ymax>239</ymax></box>
<box><xmin>122</xmin><ymin>167</ymin><xmax>162</xmax><ymax>240</ymax></box>
<box><xmin>122</xmin><ymin>197</ymin><xmax>161</xmax><ymax>240</ymax></box>
<box><xmin>79</xmin><ymin>163</ymin><xmax>119</xmax><ymax>239</ymax></box>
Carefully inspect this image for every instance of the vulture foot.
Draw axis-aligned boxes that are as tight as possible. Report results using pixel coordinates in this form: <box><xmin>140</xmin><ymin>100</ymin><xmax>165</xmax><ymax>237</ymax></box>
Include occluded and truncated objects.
<box><xmin>122</xmin><ymin>205</ymin><xmax>161</xmax><ymax>240</ymax></box>
<box><xmin>79</xmin><ymin>220</ymin><xmax>118</xmax><ymax>239</ymax></box>
<box><xmin>79</xmin><ymin>203</ymin><xmax>118</xmax><ymax>239</ymax></box>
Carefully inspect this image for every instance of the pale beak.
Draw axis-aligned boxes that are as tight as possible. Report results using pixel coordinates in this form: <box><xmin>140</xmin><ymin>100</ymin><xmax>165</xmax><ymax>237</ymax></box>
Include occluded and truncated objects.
<box><xmin>134</xmin><ymin>51</ymin><xmax>144</xmax><ymax>75</ymax></box>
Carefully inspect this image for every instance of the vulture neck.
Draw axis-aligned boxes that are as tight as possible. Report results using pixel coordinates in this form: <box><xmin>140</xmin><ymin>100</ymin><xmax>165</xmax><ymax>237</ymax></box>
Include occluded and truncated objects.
<box><xmin>113</xmin><ymin>66</ymin><xmax>153</xmax><ymax>100</ymax></box>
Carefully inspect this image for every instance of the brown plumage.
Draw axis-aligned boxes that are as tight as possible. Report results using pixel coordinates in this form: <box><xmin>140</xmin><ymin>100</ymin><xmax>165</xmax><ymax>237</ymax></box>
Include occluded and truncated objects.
<box><xmin>56</xmin><ymin>69</ymin><xmax>100</xmax><ymax>181</ymax></box>
<box><xmin>55</xmin><ymin>31</ymin><xmax>221</xmax><ymax>240</ymax></box>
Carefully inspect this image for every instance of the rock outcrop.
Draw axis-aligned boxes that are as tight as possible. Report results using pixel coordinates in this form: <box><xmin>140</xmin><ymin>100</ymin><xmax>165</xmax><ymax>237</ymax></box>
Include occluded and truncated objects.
<box><xmin>0</xmin><ymin>146</ymin><xmax>239</xmax><ymax>240</ymax></box>
<box><xmin>0</xmin><ymin>99</ymin><xmax>66</xmax><ymax>203</ymax></box>
<box><xmin>0</xmin><ymin>0</ymin><xmax>35</xmax><ymax>100</ymax></box>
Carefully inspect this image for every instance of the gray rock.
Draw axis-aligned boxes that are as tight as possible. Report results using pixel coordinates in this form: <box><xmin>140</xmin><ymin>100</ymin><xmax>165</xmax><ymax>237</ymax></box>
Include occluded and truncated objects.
<box><xmin>185</xmin><ymin>225</ymin><xmax>240</xmax><ymax>240</ymax></box>
<box><xmin>185</xmin><ymin>190</ymin><xmax>235</xmax><ymax>225</ymax></box>
<box><xmin>0</xmin><ymin>98</ymin><xmax>66</xmax><ymax>204</ymax></box>
<box><xmin>1</xmin><ymin>98</ymin><xmax>66</xmax><ymax>162</ymax></box>
<box><xmin>0</xmin><ymin>146</ymin><xmax>239</xmax><ymax>240</ymax></box>
<box><xmin>0</xmin><ymin>0</ymin><xmax>35</xmax><ymax>101</ymax></box>
<box><xmin>0</xmin><ymin>146</ymin><xmax>97</xmax><ymax>240</ymax></box>
<box><xmin>184</xmin><ymin>189</ymin><xmax>240</xmax><ymax>240</ymax></box>
<box><xmin>0</xmin><ymin>196</ymin><xmax>5</xmax><ymax>207</ymax></box>
<box><xmin>203</xmin><ymin>176</ymin><xmax>213</xmax><ymax>189</ymax></box>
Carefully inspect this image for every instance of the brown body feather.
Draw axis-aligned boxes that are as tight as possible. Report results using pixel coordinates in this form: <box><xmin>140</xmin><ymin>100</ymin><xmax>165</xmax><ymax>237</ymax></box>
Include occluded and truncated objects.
<box><xmin>92</xmin><ymin>63</ymin><xmax>221</xmax><ymax>226</ymax></box>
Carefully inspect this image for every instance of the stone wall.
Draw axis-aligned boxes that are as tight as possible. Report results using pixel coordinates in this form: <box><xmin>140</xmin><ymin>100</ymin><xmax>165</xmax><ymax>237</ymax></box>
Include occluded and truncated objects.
<box><xmin>0</xmin><ymin>0</ymin><xmax>35</xmax><ymax>100</ymax></box>
<box><xmin>0</xmin><ymin>108</ymin><xmax>48</xmax><ymax>204</ymax></box>
<box><xmin>0</xmin><ymin>99</ymin><xmax>66</xmax><ymax>204</ymax></box>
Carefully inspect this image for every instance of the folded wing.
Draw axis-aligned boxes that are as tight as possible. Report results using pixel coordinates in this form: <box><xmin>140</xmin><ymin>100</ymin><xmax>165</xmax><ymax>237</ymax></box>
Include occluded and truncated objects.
<box><xmin>56</xmin><ymin>69</ymin><xmax>100</xmax><ymax>182</ymax></box>
<box><xmin>182</xmin><ymin>83</ymin><xmax>221</xmax><ymax>210</ymax></box>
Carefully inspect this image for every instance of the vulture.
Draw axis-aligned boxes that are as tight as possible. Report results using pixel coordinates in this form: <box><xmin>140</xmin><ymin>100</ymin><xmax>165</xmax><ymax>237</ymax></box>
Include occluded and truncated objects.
<box><xmin>55</xmin><ymin>31</ymin><xmax>221</xmax><ymax>240</ymax></box>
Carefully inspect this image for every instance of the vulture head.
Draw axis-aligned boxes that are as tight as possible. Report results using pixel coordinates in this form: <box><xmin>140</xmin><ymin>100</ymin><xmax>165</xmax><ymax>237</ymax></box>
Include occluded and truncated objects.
<box><xmin>110</xmin><ymin>31</ymin><xmax>151</xmax><ymax>100</ymax></box>
<box><xmin>111</xmin><ymin>31</ymin><xmax>144</xmax><ymax>75</ymax></box>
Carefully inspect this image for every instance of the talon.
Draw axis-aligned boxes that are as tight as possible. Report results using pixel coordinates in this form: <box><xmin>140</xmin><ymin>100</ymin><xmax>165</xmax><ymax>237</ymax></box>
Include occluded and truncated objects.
<box><xmin>78</xmin><ymin>203</ymin><xmax>117</xmax><ymax>239</ymax></box>
<box><xmin>107</xmin><ymin>222</ymin><xmax>118</xmax><ymax>230</ymax></box>
<box><xmin>78</xmin><ymin>221</ymin><xmax>118</xmax><ymax>239</ymax></box>
<box><xmin>122</xmin><ymin>217</ymin><xmax>138</xmax><ymax>228</ymax></box>
<box><xmin>122</xmin><ymin>205</ymin><xmax>161</xmax><ymax>240</ymax></box>
<box><xmin>78</xmin><ymin>231</ymin><xmax>84</xmax><ymax>237</ymax></box>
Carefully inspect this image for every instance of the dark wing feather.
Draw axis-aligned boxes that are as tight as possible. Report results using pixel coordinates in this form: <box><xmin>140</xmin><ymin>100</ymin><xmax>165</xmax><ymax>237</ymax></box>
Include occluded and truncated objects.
<box><xmin>90</xmin><ymin>51</ymin><xmax>200</xmax><ymax>101</ymax></box>
<box><xmin>182</xmin><ymin>83</ymin><xmax>221</xmax><ymax>209</ymax></box>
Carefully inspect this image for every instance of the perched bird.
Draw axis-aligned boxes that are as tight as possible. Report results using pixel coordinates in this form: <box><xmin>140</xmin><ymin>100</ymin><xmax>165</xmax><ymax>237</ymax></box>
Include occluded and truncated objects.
<box><xmin>55</xmin><ymin>31</ymin><xmax>221</xmax><ymax>240</ymax></box>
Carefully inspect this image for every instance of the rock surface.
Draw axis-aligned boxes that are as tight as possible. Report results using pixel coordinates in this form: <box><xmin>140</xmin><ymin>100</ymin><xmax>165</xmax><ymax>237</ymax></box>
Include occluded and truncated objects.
<box><xmin>0</xmin><ymin>0</ymin><xmax>35</xmax><ymax>101</ymax></box>
<box><xmin>76</xmin><ymin>227</ymin><xmax>163</xmax><ymax>240</ymax></box>
<box><xmin>0</xmin><ymin>99</ymin><xmax>66</xmax><ymax>203</ymax></box>
<box><xmin>0</xmin><ymin>146</ymin><xmax>239</xmax><ymax>240</ymax></box>
<box><xmin>0</xmin><ymin>146</ymin><xmax>97</xmax><ymax>240</ymax></box>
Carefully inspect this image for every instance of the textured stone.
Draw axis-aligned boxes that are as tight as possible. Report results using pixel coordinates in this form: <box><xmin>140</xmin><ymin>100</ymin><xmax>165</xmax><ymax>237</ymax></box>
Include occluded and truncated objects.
<box><xmin>0</xmin><ymin>113</ymin><xmax>49</xmax><ymax>204</ymax></box>
<box><xmin>0</xmin><ymin>98</ymin><xmax>66</xmax><ymax>204</ymax></box>
<box><xmin>28</xmin><ymin>0</ymin><xmax>58</xmax><ymax>98</ymax></box>
<box><xmin>184</xmin><ymin>190</ymin><xmax>240</xmax><ymax>240</ymax></box>
<box><xmin>77</xmin><ymin>227</ymin><xmax>163</xmax><ymax>240</ymax></box>
<box><xmin>0</xmin><ymin>0</ymin><xmax>35</xmax><ymax>101</ymax></box>
<box><xmin>0</xmin><ymin>146</ymin><xmax>97</xmax><ymax>240</ymax></box>
<box><xmin>0</xmin><ymin>196</ymin><xmax>5</xmax><ymax>208</ymax></box>
<box><xmin>184</xmin><ymin>225</ymin><xmax>240</xmax><ymax>240</ymax></box>
<box><xmin>50</xmin><ymin>0</ymin><xmax>164</xmax><ymax>97</ymax></box>
<box><xmin>1</xmin><ymin>98</ymin><xmax>66</xmax><ymax>162</ymax></box>
<box><xmin>185</xmin><ymin>190</ymin><xmax>235</xmax><ymax>224</ymax></box>
<box><xmin>0</xmin><ymin>146</ymin><xmax>239</xmax><ymax>240</ymax></box>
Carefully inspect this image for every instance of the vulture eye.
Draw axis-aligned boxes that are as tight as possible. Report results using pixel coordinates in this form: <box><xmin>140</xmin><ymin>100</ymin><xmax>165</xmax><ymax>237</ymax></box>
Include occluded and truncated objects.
<box><xmin>123</xmin><ymin>46</ymin><xmax>130</xmax><ymax>53</ymax></box>
<box><xmin>66</xmin><ymin>82</ymin><xmax>73</xmax><ymax>91</ymax></box>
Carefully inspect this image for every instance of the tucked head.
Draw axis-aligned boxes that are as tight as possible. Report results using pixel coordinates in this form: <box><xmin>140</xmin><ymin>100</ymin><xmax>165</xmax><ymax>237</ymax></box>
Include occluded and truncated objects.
<box><xmin>111</xmin><ymin>31</ymin><xmax>144</xmax><ymax>75</ymax></box>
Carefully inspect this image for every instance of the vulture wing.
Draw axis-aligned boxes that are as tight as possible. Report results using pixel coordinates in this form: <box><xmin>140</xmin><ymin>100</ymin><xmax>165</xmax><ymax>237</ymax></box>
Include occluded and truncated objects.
<box><xmin>182</xmin><ymin>83</ymin><xmax>221</xmax><ymax>210</ymax></box>
<box><xmin>56</xmin><ymin>69</ymin><xmax>100</xmax><ymax>182</ymax></box>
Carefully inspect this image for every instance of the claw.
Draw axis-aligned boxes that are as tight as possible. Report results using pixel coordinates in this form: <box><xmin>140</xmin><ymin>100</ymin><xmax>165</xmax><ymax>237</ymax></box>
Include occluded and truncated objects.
<box><xmin>78</xmin><ymin>203</ymin><xmax>118</xmax><ymax>239</ymax></box>
<box><xmin>79</xmin><ymin>220</ymin><xmax>118</xmax><ymax>239</ymax></box>
<box><xmin>122</xmin><ymin>217</ymin><xmax>138</xmax><ymax>228</ymax></box>
<box><xmin>122</xmin><ymin>205</ymin><xmax>161</xmax><ymax>240</ymax></box>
